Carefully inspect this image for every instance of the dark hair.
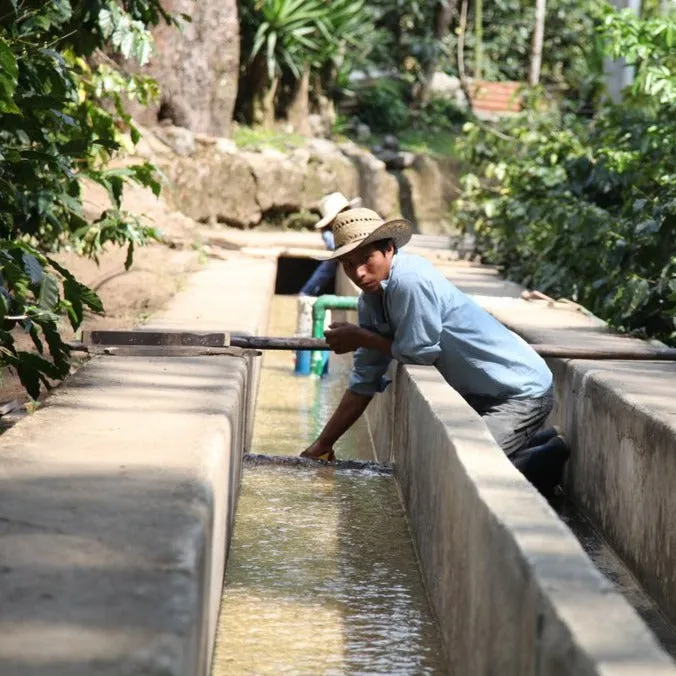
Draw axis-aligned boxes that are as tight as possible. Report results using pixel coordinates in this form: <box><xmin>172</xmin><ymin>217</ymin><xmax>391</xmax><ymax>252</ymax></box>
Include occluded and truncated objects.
<box><xmin>372</xmin><ymin>238</ymin><xmax>397</xmax><ymax>255</ymax></box>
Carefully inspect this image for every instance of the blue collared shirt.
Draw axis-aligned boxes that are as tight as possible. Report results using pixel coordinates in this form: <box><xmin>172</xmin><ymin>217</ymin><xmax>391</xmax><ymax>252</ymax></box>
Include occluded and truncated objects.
<box><xmin>321</xmin><ymin>230</ymin><xmax>335</xmax><ymax>250</ymax></box>
<box><xmin>348</xmin><ymin>253</ymin><xmax>553</xmax><ymax>400</ymax></box>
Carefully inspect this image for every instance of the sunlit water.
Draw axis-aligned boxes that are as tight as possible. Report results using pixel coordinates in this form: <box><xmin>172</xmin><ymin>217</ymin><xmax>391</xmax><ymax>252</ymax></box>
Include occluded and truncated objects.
<box><xmin>249</xmin><ymin>296</ymin><xmax>372</xmax><ymax>461</ymax></box>
<box><xmin>211</xmin><ymin>296</ymin><xmax>447</xmax><ymax>674</ymax></box>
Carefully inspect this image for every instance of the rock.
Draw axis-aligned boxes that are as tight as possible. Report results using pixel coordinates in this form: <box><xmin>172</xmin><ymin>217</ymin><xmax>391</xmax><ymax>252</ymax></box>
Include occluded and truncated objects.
<box><xmin>131</xmin><ymin>125</ymin><xmax>174</xmax><ymax>159</ymax></box>
<box><xmin>399</xmin><ymin>151</ymin><xmax>416</xmax><ymax>168</ymax></box>
<box><xmin>355</xmin><ymin>123</ymin><xmax>371</xmax><ymax>142</ymax></box>
<box><xmin>402</xmin><ymin>154</ymin><xmax>449</xmax><ymax>235</ymax></box>
<box><xmin>301</xmin><ymin>150</ymin><xmax>359</xmax><ymax>209</ymax></box>
<box><xmin>376</xmin><ymin>150</ymin><xmax>416</xmax><ymax>170</ymax></box>
<box><xmin>123</xmin><ymin>0</ymin><xmax>240</xmax><ymax>138</ymax></box>
<box><xmin>429</xmin><ymin>72</ymin><xmax>468</xmax><ymax>108</ymax></box>
<box><xmin>154</xmin><ymin>125</ymin><xmax>196</xmax><ymax>157</ymax></box>
<box><xmin>157</xmin><ymin>147</ymin><xmax>260</xmax><ymax>227</ymax></box>
<box><xmin>215</xmin><ymin>138</ymin><xmax>238</xmax><ymax>154</ymax></box>
<box><xmin>308</xmin><ymin>114</ymin><xmax>328</xmax><ymax>138</ymax></box>
<box><xmin>242</xmin><ymin>150</ymin><xmax>305</xmax><ymax>213</ymax></box>
<box><xmin>306</xmin><ymin>138</ymin><xmax>341</xmax><ymax>157</ymax></box>
<box><xmin>382</xmin><ymin>134</ymin><xmax>400</xmax><ymax>151</ymax></box>
<box><xmin>429</xmin><ymin>72</ymin><xmax>461</xmax><ymax>97</ymax></box>
<box><xmin>341</xmin><ymin>146</ymin><xmax>399</xmax><ymax>219</ymax></box>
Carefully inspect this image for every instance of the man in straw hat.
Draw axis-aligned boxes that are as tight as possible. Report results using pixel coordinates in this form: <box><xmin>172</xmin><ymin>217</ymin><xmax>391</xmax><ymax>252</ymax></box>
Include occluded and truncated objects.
<box><xmin>300</xmin><ymin>207</ymin><xmax>569</xmax><ymax>498</ymax></box>
<box><xmin>298</xmin><ymin>192</ymin><xmax>362</xmax><ymax>297</ymax></box>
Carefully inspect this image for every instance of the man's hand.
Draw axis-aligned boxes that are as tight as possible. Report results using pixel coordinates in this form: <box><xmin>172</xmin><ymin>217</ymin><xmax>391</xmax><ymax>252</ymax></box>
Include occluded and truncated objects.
<box><xmin>325</xmin><ymin>322</ymin><xmax>394</xmax><ymax>357</ymax></box>
<box><xmin>324</xmin><ymin>322</ymin><xmax>367</xmax><ymax>354</ymax></box>
<box><xmin>300</xmin><ymin>440</ymin><xmax>335</xmax><ymax>462</ymax></box>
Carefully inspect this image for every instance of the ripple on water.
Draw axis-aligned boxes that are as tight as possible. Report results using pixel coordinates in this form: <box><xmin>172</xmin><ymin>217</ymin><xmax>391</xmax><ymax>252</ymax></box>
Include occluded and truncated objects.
<box><xmin>212</xmin><ymin>296</ymin><xmax>446</xmax><ymax>674</ymax></box>
<box><xmin>212</xmin><ymin>464</ymin><xmax>448</xmax><ymax>675</ymax></box>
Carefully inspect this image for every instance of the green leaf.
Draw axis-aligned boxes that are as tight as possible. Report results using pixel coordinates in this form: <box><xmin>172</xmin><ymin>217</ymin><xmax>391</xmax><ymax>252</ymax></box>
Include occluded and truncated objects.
<box><xmin>29</xmin><ymin>324</ymin><xmax>45</xmax><ymax>354</ymax></box>
<box><xmin>22</xmin><ymin>253</ymin><xmax>45</xmax><ymax>284</ymax></box>
<box><xmin>38</xmin><ymin>274</ymin><xmax>60</xmax><ymax>310</ymax></box>
<box><xmin>0</xmin><ymin>37</ymin><xmax>18</xmax><ymax>98</ymax></box>
<box><xmin>15</xmin><ymin>352</ymin><xmax>64</xmax><ymax>400</ymax></box>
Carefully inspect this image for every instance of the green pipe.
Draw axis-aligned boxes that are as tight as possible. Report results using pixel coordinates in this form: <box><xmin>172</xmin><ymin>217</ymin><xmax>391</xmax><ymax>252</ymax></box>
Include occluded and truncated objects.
<box><xmin>310</xmin><ymin>295</ymin><xmax>359</xmax><ymax>376</ymax></box>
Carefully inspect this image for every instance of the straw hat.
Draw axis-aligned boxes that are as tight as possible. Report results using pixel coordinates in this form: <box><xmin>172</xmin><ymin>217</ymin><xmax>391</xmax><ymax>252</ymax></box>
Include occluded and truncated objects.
<box><xmin>314</xmin><ymin>192</ymin><xmax>363</xmax><ymax>229</ymax></box>
<box><xmin>326</xmin><ymin>208</ymin><xmax>412</xmax><ymax>259</ymax></box>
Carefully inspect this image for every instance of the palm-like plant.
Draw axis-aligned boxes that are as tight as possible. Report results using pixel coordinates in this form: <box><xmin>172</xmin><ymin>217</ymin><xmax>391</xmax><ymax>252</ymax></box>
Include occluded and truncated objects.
<box><xmin>239</xmin><ymin>0</ymin><xmax>375</xmax><ymax>128</ymax></box>
<box><xmin>239</xmin><ymin>0</ymin><xmax>324</xmax><ymax>126</ymax></box>
<box><xmin>249</xmin><ymin>0</ymin><xmax>327</xmax><ymax>80</ymax></box>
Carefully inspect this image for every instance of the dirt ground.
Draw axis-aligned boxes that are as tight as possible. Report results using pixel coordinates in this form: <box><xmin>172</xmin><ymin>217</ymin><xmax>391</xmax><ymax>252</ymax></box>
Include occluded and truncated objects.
<box><xmin>0</xmin><ymin>180</ymin><xmax>208</xmax><ymax>406</ymax></box>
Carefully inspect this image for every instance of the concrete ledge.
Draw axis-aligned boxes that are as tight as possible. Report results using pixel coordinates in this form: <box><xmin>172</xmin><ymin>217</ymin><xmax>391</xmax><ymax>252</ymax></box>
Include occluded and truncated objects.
<box><xmin>441</xmin><ymin>264</ymin><xmax>676</xmax><ymax>627</ymax></box>
<box><xmin>0</xmin><ymin>257</ymin><xmax>277</xmax><ymax>674</ymax></box>
<box><xmin>0</xmin><ymin>354</ymin><xmax>249</xmax><ymax>675</ymax></box>
<box><xmin>335</xmin><ymin>263</ymin><xmax>676</xmax><ymax>669</ymax></box>
<box><xmin>367</xmin><ymin>364</ymin><xmax>676</xmax><ymax>674</ymax></box>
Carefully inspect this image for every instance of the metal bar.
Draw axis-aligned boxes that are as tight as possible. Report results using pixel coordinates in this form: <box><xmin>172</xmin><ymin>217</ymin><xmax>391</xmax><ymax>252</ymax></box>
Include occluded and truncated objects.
<box><xmin>81</xmin><ymin>330</ymin><xmax>229</xmax><ymax>348</ymax></box>
<box><xmin>71</xmin><ymin>332</ymin><xmax>676</xmax><ymax>360</ymax></box>
<box><xmin>79</xmin><ymin>345</ymin><xmax>253</xmax><ymax>358</ymax></box>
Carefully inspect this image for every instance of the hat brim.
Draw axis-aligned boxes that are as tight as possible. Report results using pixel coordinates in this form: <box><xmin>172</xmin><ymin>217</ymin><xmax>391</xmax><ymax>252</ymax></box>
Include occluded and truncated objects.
<box><xmin>325</xmin><ymin>218</ymin><xmax>413</xmax><ymax>260</ymax></box>
<box><xmin>313</xmin><ymin>197</ymin><xmax>363</xmax><ymax>229</ymax></box>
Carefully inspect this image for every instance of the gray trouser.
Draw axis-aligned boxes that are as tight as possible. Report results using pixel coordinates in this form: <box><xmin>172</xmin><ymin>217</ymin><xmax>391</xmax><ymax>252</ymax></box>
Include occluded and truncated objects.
<box><xmin>464</xmin><ymin>387</ymin><xmax>554</xmax><ymax>457</ymax></box>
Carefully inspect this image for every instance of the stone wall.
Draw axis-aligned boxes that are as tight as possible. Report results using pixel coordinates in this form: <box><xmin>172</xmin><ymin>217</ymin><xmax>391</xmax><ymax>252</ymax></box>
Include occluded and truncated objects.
<box><xmin>141</xmin><ymin>128</ymin><xmax>459</xmax><ymax>233</ymax></box>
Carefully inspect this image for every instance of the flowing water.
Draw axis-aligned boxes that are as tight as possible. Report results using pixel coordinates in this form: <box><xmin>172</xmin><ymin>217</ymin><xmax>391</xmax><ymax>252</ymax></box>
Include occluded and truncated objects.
<box><xmin>211</xmin><ymin>296</ymin><xmax>447</xmax><ymax>675</ymax></box>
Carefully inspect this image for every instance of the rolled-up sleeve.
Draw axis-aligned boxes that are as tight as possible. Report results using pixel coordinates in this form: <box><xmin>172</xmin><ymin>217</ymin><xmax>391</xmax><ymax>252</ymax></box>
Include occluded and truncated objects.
<box><xmin>348</xmin><ymin>347</ymin><xmax>392</xmax><ymax>396</ymax></box>
<box><xmin>388</xmin><ymin>274</ymin><xmax>442</xmax><ymax>365</ymax></box>
<box><xmin>347</xmin><ymin>296</ymin><xmax>393</xmax><ymax>397</ymax></box>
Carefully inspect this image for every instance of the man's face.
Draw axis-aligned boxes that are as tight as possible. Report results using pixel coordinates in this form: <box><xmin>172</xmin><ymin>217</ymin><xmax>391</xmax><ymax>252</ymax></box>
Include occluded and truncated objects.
<box><xmin>340</xmin><ymin>242</ymin><xmax>394</xmax><ymax>294</ymax></box>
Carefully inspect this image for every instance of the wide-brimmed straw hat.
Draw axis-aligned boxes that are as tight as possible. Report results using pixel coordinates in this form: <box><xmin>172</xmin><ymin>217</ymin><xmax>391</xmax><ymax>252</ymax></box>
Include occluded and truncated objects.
<box><xmin>314</xmin><ymin>192</ymin><xmax>363</xmax><ymax>229</ymax></box>
<box><xmin>326</xmin><ymin>208</ymin><xmax>412</xmax><ymax>259</ymax></box>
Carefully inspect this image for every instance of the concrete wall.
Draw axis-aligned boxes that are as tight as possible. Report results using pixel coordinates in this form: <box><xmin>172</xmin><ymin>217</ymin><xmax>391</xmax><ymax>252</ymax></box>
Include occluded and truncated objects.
<box><xmin>0</xmin><ymin>256</ymin><xmax>277</xmax><ymax>675</ymax></box>
<box><xmin>335</xmin><ymin>264</ymin><xmax>676</xmax><ymax>673</ymax></box>
<box><xmin>368</xmin><ymin>362</ymin><xmax>676</xmax><ymax>674</ymax></box>
<box><xmin>440</xmin><ymin>264</ymin><xmax>676</xmax><ymax>629</ymax></box>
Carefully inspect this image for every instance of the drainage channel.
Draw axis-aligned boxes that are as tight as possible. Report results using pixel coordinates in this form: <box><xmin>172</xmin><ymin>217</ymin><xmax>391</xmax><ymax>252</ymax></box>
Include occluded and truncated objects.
<box><xmin>553</xmin><ymin>498</ymin><xmax>676</xmax><ymax>659</ymax></box>
<box><xmin>211</xmin><ymin>296</ymin><xmax>447</xmax><ymax>674</ymax></box>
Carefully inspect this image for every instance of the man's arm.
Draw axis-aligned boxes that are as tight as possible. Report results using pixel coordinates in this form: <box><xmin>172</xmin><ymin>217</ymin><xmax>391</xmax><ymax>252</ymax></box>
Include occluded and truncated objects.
<box><xmin>300</xmin><ymin>390</ymin><xmax>372</xmax><ymax>460</ymax></box>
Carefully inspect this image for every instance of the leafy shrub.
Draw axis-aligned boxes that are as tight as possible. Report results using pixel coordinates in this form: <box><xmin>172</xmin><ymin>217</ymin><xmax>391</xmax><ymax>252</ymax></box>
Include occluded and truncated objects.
<box><xmin>454</xmin><ymin>7</ymin><xmax>676</xmax><ymax>346</ymax></box>
<box><xmin>455</xmin><ymin>104</ymin><xmax>676</xmax><ymax>345</ymax></box>
<box><xmin>413</xmin><ymin>98</ymin><xmax>470</xmax><ymax>132</ymax></box>
<box><xmin>355</xmin><ymin>79</ymin><xmax>410</xmax><ymax>133</ymax></box>
<box><xmin>0</xmin><ymin>0</ymin><xmax>171</xmax><ymax>397</ymax></box>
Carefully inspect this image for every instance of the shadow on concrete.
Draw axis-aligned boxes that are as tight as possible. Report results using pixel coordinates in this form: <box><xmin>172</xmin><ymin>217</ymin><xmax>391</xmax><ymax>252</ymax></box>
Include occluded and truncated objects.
<box><xmin>0</xmin><ymin>466</ymin><xmax>218</xmax><ymax>675</ymax></box>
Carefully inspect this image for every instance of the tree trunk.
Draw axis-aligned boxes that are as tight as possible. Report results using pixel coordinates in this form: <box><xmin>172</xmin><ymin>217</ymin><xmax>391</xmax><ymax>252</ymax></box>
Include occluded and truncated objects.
<box><xmin>475</xmin><ymin>0</ymin><xmax>484</xmax><ymax>81</ymax></box>
<box><xmin>250</xmin><ymin>55</ymin><xmax>278</xmax><ymax>128</ymax></box>
<box><xmin>287</xmin><ymin>64</ymin><xmax>311</xmax><ymax>135</ymax></box>
<box><xmin>418</xmin><ymin>0</ymin><xmax>459</xmax><ymax>103</ymax></box>
<box><xmin>529</xmin><ymin>0</ymin><xmax>547</xmax><ymax>86</ymax></box>
<box><xmin>457</xmin><ymin>0</ymin><xmax>473</xmax><ymax>111</ymax></box>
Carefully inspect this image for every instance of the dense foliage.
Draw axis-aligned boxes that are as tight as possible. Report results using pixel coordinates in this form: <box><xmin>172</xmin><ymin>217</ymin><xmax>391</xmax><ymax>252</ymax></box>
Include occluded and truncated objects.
<box><xmin>236</xmin><ymin>0</ymin><xmax>374</xmax><ymax>124</ymax></box>
<box><xmin>0</xmin><ymin>0</ymin><xmax>171</xmax><ymax>398</ymax></box>
<box><xmin>454</xmin><ymin>8</ymin><xmax>676</xmax><ymax>345</ymax></box>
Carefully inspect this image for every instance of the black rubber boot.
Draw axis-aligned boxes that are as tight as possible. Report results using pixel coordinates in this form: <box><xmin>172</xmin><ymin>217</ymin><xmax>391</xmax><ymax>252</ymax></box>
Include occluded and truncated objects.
<box><xmin>525</xmin><ymin>425</ymin><xmax>560</xmax><ymax>449</ymax></box>
<box><xmin>511</xmin><ymin>435</ymin><xmax>570</xmax><ymax>499</ymax></box>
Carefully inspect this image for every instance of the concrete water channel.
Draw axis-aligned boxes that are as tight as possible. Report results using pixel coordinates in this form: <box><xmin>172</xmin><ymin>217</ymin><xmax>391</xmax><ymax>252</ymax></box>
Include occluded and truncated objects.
<box><xmin>211</xmin><ymin>296</ymin><xmax>448</xmax><ymax>674</ymax></box>
<box><xmin>1</xmin><ymin>241</ymin><xmax>676</xmax><ymax>674</ymax></box>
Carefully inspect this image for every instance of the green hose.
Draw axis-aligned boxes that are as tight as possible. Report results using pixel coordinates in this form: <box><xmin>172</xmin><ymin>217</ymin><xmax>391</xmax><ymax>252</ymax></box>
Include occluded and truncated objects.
<box><xmin>310</xmin><ymin>295</ymin><xmax>359</xmax><ymax>376</ymax></box>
